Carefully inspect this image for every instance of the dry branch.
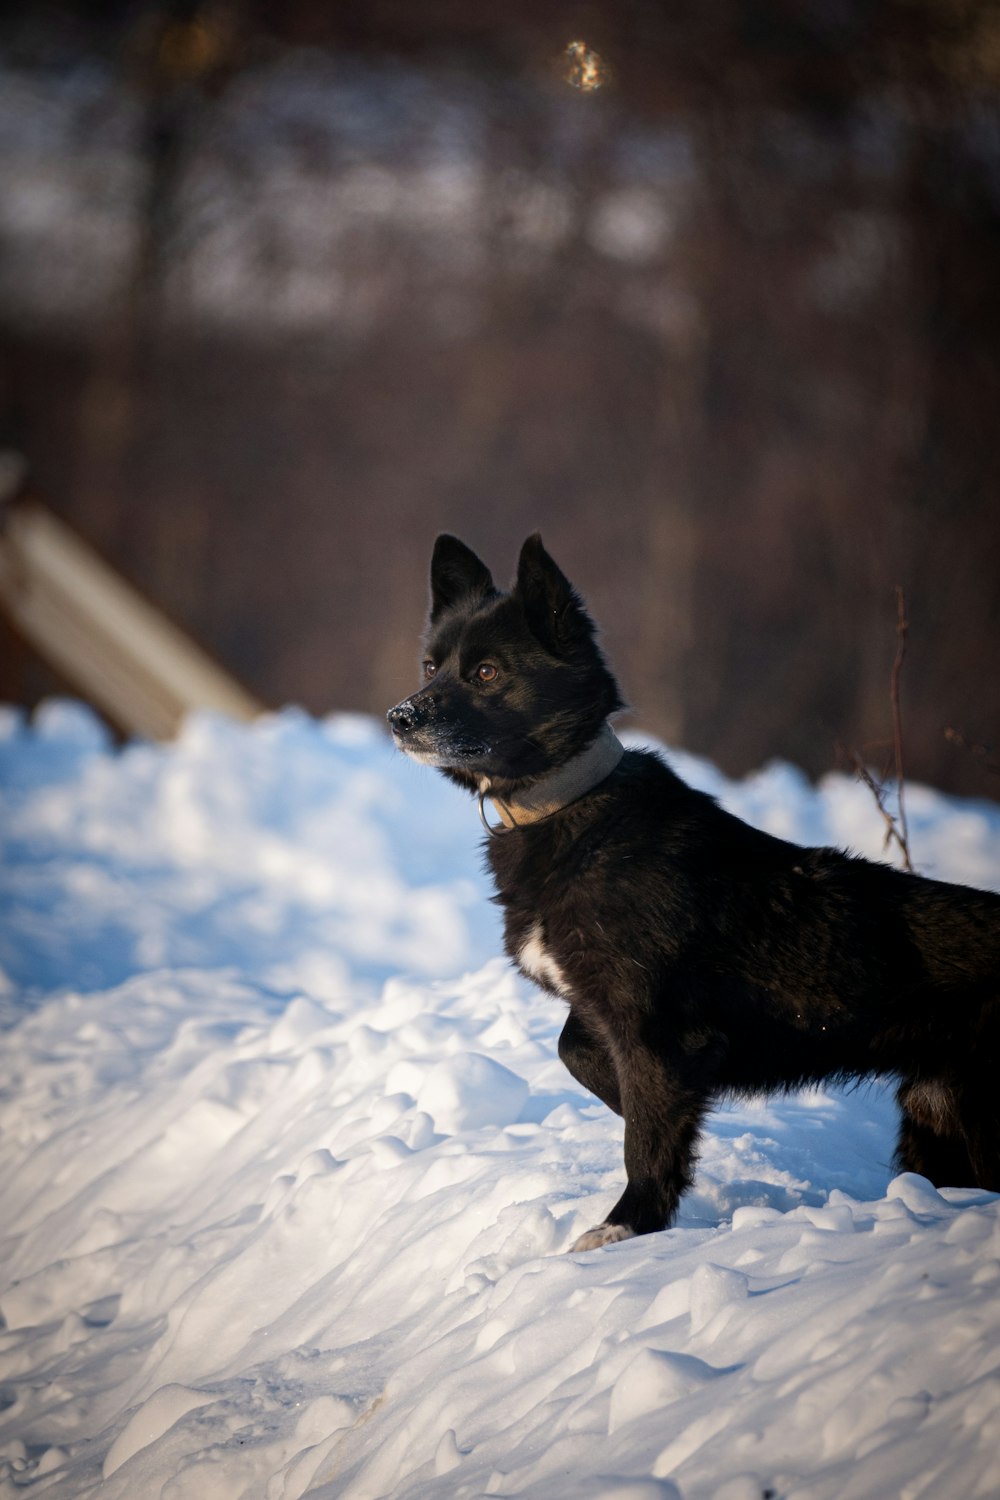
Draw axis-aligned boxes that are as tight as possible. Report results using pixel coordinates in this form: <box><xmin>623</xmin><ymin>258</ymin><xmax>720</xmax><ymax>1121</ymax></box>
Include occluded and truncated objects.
<box><xmin>850</xmin><ymin>587</ymin><xmax>914</xmax><ymax>873</ymax></box>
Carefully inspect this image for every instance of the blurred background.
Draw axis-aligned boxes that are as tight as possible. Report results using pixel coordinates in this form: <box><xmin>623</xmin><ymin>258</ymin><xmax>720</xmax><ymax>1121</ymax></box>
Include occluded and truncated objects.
<box><xmin>1</xmin><ymin>0</ymin><xmax>998</xmax><ymax>794</ymax></box>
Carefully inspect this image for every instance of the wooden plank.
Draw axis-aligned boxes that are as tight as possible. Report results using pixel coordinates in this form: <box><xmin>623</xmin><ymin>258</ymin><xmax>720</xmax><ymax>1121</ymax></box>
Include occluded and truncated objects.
<box><xmin>0</xmin><ymin>498</ymin><xmax>264</xmax><ymax>738</ymax></box>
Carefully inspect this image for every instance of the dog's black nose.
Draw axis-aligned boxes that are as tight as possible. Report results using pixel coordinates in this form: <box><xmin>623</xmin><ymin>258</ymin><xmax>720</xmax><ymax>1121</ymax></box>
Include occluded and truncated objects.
<box><xmin>387</xmin><ymin>697</ymin><xmax>426</xmax><ymax>735</ymax></box>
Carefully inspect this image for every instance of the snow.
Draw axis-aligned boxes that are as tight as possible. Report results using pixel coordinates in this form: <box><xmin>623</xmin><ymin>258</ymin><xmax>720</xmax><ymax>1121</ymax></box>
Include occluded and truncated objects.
<box><xmin>1</xmin><ymin>702</ymin><xmax>999</xmax><ymax>1500</ymax></box>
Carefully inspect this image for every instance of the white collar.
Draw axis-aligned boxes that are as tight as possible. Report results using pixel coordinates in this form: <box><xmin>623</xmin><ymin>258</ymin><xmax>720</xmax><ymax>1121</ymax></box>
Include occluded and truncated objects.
<box><xmin>478</xmin><ymin>722</ymin><xmax>624</xmax><ymax>834</ymax></box>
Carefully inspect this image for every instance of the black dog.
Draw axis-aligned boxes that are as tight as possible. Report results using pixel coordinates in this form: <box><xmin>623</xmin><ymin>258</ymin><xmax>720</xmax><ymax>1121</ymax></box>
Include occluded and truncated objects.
<box><xmin>388</xmin><ymin>534</ymin><xmax>1000</xmax><ymax>1249</ymax></box>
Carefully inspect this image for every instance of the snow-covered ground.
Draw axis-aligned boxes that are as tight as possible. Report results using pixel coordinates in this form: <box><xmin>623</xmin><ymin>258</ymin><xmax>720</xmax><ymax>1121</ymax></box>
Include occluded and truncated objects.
<box><xmin>1</xmin><ymin>702</ymin><xmax>999</xmax><ymax>1500</ymax></box>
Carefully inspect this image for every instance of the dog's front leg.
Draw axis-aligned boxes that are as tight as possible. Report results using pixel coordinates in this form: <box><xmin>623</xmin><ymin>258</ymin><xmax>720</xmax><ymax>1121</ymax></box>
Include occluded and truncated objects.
<box><xmin>570</xmin><ymin>1046</ymin><xmax>709</xmax><ymax>1252</ymax></box>
<box><xmin>558</xmin><ymin>1010</ymin><xmax>622</xmax><ymax>1116</ymax></box>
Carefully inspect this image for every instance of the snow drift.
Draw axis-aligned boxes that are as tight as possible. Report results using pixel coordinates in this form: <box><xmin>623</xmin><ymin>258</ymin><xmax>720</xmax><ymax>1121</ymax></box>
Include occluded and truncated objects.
<box><xmin>1</xmin><ymin>703</ymin><xmax>998</xmax><ymax>1499</ymax></box>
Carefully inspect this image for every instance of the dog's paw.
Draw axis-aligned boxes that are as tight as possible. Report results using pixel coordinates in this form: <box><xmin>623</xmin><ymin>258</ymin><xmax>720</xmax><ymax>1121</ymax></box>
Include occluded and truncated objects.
<box><xmin>569</xmin><ymin>1222</ymin><xmax>637</xmax><ymax>1252</ymax></box>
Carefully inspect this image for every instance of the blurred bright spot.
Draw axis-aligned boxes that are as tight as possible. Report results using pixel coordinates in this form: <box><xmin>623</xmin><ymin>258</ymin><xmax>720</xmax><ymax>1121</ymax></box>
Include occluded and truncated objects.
<box><xmin>158</xmin><ymin>17</ymin><xmax>225</xmax><ymax>80</ymax></box>
<box><xmin>563</xmin><ymin>40</ymin><xmax>610</xmax><ymax>92</ymax></box>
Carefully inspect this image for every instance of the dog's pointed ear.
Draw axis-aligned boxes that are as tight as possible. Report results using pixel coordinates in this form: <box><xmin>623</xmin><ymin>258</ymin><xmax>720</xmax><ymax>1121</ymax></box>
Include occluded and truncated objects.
<box><xmin>516</xmin><ymin>533</ymin><xmax>593</xmax><ymax>654</ymax></box>
<box><xmin>430</xmin><ymin>535</ymin><xmax>495</xmax><ymax>622</ymax></box>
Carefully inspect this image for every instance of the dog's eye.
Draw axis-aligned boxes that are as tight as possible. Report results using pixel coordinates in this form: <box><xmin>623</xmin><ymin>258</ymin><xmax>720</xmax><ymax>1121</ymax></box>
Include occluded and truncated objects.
<box><xmin>476</xmin><ymin>663</ymin><xmax>499</xmax><ymax>684</ymax></box>
<box><xmin>422</xmin><ymin>660</ymin><xmax>437</xmax><ymax>680</ymax></box>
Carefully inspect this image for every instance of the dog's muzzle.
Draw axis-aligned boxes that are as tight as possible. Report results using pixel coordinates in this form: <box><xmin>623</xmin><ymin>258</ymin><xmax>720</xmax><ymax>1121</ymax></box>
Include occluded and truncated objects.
<box><xmin>386</xmin><ymin>693</ymin><xmax>435</xmax><ymax>737</ymax></box>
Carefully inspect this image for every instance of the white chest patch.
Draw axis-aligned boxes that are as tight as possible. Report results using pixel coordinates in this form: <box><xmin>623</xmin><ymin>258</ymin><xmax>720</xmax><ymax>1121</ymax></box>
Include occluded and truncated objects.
<box><xmin>517</xmin><ymin>922</ymin><xmax>572</xmax><ymax>997</ymax></box>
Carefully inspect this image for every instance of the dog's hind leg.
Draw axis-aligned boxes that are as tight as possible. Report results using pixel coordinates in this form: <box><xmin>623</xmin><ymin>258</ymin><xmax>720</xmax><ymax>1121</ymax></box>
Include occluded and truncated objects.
<box><xmin>956</xmin><ymin>1090</ymin><xmax>1000</xmax><ymax>1192</ymax></box>
<box><xmin>958</xmin><ymin>1013</ymin><xmax>1000</xmax><ymax>1190</ymax></box>
<box><xmin>558</xmin><ymin>1011</ymin><xmax>622</xmax><ymax>1116</ymax></box>
<box><xmin>895</xmin><ymin>1078</ymin><xmax>979</xmax><ymax>1188</ymax></box>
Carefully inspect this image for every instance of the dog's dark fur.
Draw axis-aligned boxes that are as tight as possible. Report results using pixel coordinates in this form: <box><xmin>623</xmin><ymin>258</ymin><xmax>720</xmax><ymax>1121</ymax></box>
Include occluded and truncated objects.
<box><xmin>388</xmin><ymin>534</ymin><xmax>1000</xmax><ymax>1248</ymax></box>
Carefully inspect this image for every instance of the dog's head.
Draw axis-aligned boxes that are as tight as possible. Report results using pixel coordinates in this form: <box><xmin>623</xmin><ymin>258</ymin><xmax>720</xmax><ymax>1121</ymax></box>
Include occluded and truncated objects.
<box><xmin>387</xmin><ymin>533</ymin><xmax>624</xmax><ymax>793</ymax></box>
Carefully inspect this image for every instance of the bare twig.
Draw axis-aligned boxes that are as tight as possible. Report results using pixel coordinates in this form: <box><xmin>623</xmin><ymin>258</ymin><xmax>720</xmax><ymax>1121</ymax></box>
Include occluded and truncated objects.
<box><xmin>850</xmin><ymin>753</ymin><xmax>913</xmax><ymax>870</ymax></box>
<box><xmin>889</xmin><ymin>586</ymin><xmax>912</xmax><ymax>870</ymax></box>
<box><xmin>847</xmin><ymin>587</ymin><xmax>914</xmax><ymax>872</ymax></box>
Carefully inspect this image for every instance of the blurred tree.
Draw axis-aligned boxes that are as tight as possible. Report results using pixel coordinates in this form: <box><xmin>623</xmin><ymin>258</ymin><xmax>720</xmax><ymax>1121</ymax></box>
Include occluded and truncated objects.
<box><xmin>0</xmin><ymin>0</ymin><xmax>997</xmax><ymax>794</ymax></box>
